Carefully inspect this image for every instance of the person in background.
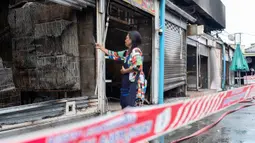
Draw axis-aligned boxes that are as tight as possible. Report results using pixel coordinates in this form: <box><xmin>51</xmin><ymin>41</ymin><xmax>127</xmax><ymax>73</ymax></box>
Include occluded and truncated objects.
<box><xmin>250</xmin><ymin>68</ymin><xmax>254</xmax><ymax>75</ymax></box>
<box><xmin>96</xmin><ymin>30</ymin><xmax>147</xmax><ymax>109</ymax></box>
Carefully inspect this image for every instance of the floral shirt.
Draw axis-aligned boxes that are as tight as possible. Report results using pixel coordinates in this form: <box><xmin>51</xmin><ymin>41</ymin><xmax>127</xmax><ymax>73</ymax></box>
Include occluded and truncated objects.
<box><xmin>108</xmin><ymin>48</ymin><xmax>147</xmax><ymax>105</ymax></box>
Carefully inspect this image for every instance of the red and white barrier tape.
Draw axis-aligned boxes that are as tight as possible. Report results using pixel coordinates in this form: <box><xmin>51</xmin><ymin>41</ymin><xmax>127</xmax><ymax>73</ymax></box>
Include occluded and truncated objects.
<box><xmin>244</xmin><ymin>76</ymin><xmax>255</xmax><ymax>80</ymax></box>
<box><xmin>1</xmin><ymin>85</ymin><xmax>255</xmax><ymax>143</ymax></box>
<box><xmin>171</xmin><ymin>97</ymin><xmax>255</xmax><ymax>143</ymax></box>
<box><xmin>244</xmin><ymin>75</ymin><xmax>255</xmax><ymax>84</ymax></box>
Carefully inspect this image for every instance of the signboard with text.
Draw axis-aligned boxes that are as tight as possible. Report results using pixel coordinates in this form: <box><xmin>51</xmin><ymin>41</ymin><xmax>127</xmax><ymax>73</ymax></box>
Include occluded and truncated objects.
<box><xmin>123</xmin><ymin>0</ymin><xmax>155</xmax><ymax>15</ymax></box>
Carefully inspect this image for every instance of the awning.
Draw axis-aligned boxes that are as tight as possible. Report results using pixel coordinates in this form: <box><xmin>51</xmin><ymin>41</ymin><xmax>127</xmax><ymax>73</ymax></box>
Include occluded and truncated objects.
<box><xmin>166</xmin><ymin>0</ymin><xmax>196</xmax><ymax>23</ymax></box>
<box><xmin>48</xmin><ymin>0</ymin><xmax>95</xmax><ymax>10</ymax></box>
<box><xmin>230</xmin><ymin>44</ymin><xmax>249</xmax><ymax>72</ymax></box>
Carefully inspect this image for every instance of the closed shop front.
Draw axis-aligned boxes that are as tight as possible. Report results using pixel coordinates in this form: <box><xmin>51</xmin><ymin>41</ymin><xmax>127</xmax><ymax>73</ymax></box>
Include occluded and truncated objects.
<box><xmin>164</xmin><ymin>11</ymin><xmax>187</xmax><ymax>92</ymax></box>
<box><xmin>187</xmin><ymin>36</ymin><xmax>211</xmax><ymax>90</ymax></box>
<box><xmin>210</xmin><ymin>44</ymin><xmax>222</xmax><ymax>90</ymax></box>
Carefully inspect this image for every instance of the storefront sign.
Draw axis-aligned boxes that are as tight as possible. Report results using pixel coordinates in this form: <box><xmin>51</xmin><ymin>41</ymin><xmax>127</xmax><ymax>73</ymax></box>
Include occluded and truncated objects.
<box><xmin>123</xmin><ymin>0</ymin><xmax>155</xmax><ymax>15</ymax></box>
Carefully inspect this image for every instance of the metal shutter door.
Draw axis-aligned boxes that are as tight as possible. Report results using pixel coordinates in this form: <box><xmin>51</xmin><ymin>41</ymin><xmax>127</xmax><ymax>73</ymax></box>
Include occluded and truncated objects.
<box><xmin>164</xmin><ymin>20</ymin><xmax>186</xmax><ymax>91</ymax></box>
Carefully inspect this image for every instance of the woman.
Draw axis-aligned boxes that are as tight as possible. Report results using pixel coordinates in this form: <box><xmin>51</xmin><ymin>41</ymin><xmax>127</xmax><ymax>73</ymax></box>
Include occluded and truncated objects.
<box><xmin>96</xmin><ymin>31</ymin><xmax>146</xmax><ymax>109</ymax></box>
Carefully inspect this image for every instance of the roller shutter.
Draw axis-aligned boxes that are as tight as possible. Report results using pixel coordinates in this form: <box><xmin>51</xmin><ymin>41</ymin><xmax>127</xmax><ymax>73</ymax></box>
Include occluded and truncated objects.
<box><xmin>164</xmin><ymin>12</ymin><xmax>187</xmax><ymax>91</ymax></box>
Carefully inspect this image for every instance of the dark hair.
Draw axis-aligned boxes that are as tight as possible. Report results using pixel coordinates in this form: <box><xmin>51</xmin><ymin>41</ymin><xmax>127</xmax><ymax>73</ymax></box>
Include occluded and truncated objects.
<box><xmin>128</xmin><ymin>30</ymin><xmax>142</xmax><ymax>54</ymax></box>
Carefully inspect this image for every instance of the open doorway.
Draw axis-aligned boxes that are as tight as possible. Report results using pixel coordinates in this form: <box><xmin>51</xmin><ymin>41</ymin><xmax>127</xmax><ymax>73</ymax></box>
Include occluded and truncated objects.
<box><xmin>187</xmin><ymin>45</ymin><xmax>209</xmax><ymax>90</ymax></box>
<box><xmin>187</xmin><ymin>45</ymin><xmax>197</xmax><ymax>90</ymax></box>
<box><xmin>199</xmin><ymin>55</ymin><xmax>208</xmax><ymax>89</ymax></box>
<box><xmin>105</xmin><ymin>0</ymin><xmax>153</xmax><ymax>111</ymax></box>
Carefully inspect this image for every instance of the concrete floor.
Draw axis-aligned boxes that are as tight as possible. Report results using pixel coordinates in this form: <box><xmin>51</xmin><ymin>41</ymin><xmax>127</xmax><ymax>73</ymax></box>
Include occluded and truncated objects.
<box><xmin>107</xmin><ymin>100</ymin><xmax>122</xmax><ymax>112</ymax></box>
<box><xmin>187</xmin><ymin>89</ymin><xmax>217</xmax><ymax>98</ymax></box>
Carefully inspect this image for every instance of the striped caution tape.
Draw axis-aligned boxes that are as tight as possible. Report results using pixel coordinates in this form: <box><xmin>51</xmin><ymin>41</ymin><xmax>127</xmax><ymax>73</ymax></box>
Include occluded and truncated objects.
<box><xmin>1</xmin><ymin>85</ymin><xmax>255</xmax><ymax>143</ymax></box>
<box><xmin>244</xmin><ymin>75</ymin><xmax>255</xmax><ymax>84</ymax></box>
<box><xmin>171</xmin><ymin>97</ymin><xmax>255</xmax><ymax>143</ymax></box>
<box><xmin>243</xmin><ymin>75</ymin><xmax>255</xmax><ymax>84</ymax></box>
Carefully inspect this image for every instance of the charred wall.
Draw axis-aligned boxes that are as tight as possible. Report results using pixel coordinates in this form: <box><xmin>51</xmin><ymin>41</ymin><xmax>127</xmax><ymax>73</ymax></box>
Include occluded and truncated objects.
<box><xmin>8</xmin><ymin>2</ymin><xmax>81</xmax><ymax>91</ymax></box>
<box><xmin>0</xmin><ymin>0</ymin><xmax>96</xmax><ymax>106</ymax></box>
<box><xmin>77</xmin><ymin>9</ymin><xmax>96</xmax><ymax>97</ymax></box>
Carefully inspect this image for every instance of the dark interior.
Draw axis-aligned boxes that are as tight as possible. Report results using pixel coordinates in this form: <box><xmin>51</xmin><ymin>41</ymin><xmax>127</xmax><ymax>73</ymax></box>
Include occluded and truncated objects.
<box><xmin>200</xmin><ymin>55</ymin><xmax>208</xmax><ymax>89</ymax></box>
<box><xmin>187</xmin><ymin>45</ymin><xmax>197</xmax><ymax>90</ymax></box>
<box><xmin>105</xmin><ymin>1</ymin><xmax>152</xmax><ymax>103</ymax></box>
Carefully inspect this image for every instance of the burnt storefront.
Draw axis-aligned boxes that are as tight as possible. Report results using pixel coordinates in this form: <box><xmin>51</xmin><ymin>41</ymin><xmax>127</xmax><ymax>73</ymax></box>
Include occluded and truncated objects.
<box><xmin>0</xmin><ymin>0</ymin><xmax>98</xmax><ymax>109</ymax></box>
<box><xmin>163</xmin><ymin>1</ymin><xmax>196</xmax><ymax>98</ymax></box>
<box><xmin>104</xmin><ymin>0</ymin><xmax>153</xmax><ymax>109</ymax></box>
<box><xmin>0</xmin><ymin>0</ymin><xmax>102</xmax><ymax>129</ymax></box>
<box><xmin>90</xmin><ymin>0</ymin><xmax>161</xmax><ymax>111</ymax></box>
<box><xmin>0</xmin><ymin>0</ymin><xmax>160</xmax><ymax>114</ymax></box>
<box><xmin>170</xmin><ymin>0</ymin><xmax>226</xmax><ymax>92</ymax></box>
<box><xmin>187</xmin><ymin>36</ymin><xmax>211</xmax><ymax>90</ymax></box>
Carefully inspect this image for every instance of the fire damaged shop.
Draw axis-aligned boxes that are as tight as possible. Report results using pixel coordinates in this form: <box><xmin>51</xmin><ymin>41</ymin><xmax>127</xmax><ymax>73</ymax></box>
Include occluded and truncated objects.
<box><xmin>0</xmin><ymin>0</ymin><xmax>98</xmax><ymax>128</ymax></box>
<box><xmin>96</xmin><ymin>0</ymin><xmax>158</xmax><ymax>112</ymax></box>
<box><xmin>0</xmin><ymin>0</ymin><xmax>159</xmax><ymax>128</ymax></box>
<box><xmin>0</xmin><ymin>0</ymin><xmax>98</xmax><ymax>102</ymax></box>
<box><xmin>104</xmin><ymin>0</ymin><xmax>154</xmax><ymax>111</ymax></box>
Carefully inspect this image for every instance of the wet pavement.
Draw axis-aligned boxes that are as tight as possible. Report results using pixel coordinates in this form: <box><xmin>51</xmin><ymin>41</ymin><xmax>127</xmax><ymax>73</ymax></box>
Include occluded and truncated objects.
<box><xmin>165</xmin><ymin>102</ymin><xmax>255</xmax><ymax>143</ymax></box>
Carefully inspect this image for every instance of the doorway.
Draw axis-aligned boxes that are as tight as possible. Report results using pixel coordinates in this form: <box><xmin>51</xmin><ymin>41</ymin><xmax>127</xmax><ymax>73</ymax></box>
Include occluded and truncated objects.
<box><xmin>105</xmin><ymin>0</ymin><xmax>153</xmax><ymax>111</ymax></box>
<box><xmin>187</xmin><ymin>45</ymin><xmax>209</xmax><ymax>90</ymax></box>
<box><xmin>200</xmin><ymin>55</ymin><xmax>208</xmax><ymax>89</ymax></box>
<box><xmin>187</xmin><ymin>45</ymin><xmax>197</xmax><ymax>90</ymax></box>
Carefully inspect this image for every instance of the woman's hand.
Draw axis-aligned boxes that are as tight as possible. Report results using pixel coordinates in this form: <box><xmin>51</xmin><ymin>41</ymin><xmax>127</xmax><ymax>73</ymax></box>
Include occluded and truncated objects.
<box><xmin>95</xmin><ymin>43</ymin><xmax>102</xmax><ymax>49</ymax></box>
<box><xmin>95</xmin><ymin>43</ymin><xmax>109</xmax><ymax>55</ymax></box>
<box><xmin>120</xmin><ymin>66</ymin><xmax>127</xmax><ymax>74</ymax></box>
<box><xmin>120</xmin><ymin>66</ymin><xmax>134</xmax><ymax>74</ymax></box>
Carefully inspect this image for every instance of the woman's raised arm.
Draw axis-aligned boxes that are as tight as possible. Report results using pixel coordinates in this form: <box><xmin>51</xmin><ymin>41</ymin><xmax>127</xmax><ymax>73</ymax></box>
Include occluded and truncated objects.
<box><xmin>96</xmin><ymin>43</ymin><xmax>126</xmax><ymax>61</ymax></box>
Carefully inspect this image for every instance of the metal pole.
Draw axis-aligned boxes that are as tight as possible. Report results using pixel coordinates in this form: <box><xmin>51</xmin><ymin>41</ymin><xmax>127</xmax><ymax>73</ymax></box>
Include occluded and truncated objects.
<box><xmin>222</xmin><ymin>43</ymin><xmax>226</xmax><ymax>90</ymax></box>
<box><xmin>159</xmin><ymin>0</ymin><xmax>165</xmax><ymax>105</ymax></box>
<box><xmin>158</xmin><ymin>0</ymin><xmax>166</xmax><ymax>142</ymax></box>
<box><xmin>96</xmin><ymin>0</ymin><xmax>106</xmax><ymax>114</ymax></box>
<box><xmin>151</xmin><ymin>1</ymin><xmax>161</xmax><ymax>142</ymax></box>
<box><xmin>238</xmin><ymin>71</ymin><xmax>241</xmax><ymax>87</ymax></box>
<box><xmin>199</xmin><ymin>43</ymin><xmax>201</xmax><ymax>88</ymax></box>
<box><xmin>151</xmin><ymin>0</ymin><xmax>160</xmax><ymax>105</ymax></box>
<box><xmin>103</xmin><ymin>16</ymin><xmax>109</xmax><ymax>44</ymax></box>
<box><xmin>196</xmin><ymin>41</ymin><xmax>199</xmax><ymax>90</ymax></box>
